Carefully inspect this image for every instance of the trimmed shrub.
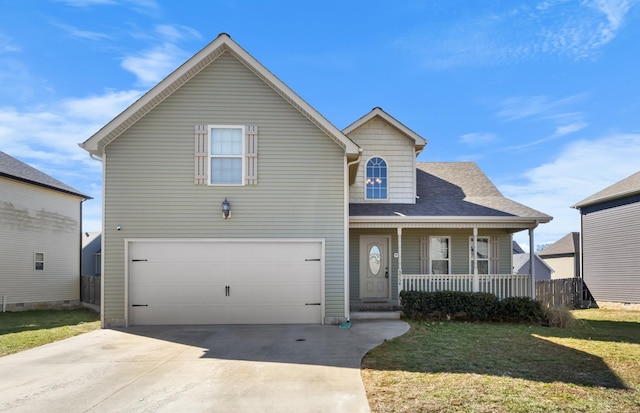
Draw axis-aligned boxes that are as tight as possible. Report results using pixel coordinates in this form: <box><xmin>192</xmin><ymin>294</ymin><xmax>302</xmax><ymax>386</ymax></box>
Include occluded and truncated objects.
<box><xmin>400</xmin><ymin>291</ymin><xmax>545</xmax><ymax>324</ymax></box>
<box><xmin>400</xmin><ymin>291</ymin><xmax>499</xmax><ymax>322</ymax></box>
<box><xmin>497</xmin><ymin>296</ymin><xmax>545</xmax><ymax>323</ymax></box>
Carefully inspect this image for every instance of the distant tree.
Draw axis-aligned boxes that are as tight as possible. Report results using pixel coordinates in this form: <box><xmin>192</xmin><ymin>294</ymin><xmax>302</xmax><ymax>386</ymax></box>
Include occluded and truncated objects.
<box><xmin>536</xmin><ymin>242</ymin><xmax>552</xmax><ymax>252</ymax></box>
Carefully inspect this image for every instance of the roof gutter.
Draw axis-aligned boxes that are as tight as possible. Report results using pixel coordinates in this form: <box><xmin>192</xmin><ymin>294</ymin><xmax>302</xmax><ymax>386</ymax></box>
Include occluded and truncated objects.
<box><xmin>572</xmin><ymin>189</ymin><xmax>640</xmax><ymax>209</ymax></box>
<box><xmin>350</xmin><ymin>215</ymin><xmax>552</xmax><ymax>224</ymax></box>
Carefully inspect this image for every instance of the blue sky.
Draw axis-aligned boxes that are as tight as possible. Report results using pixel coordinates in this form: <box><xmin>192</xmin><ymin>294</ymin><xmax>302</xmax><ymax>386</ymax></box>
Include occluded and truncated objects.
<box><xmin>1</xmin><ymin>0</ymin><xmax>639</xmax><ymax>249</ymax></box>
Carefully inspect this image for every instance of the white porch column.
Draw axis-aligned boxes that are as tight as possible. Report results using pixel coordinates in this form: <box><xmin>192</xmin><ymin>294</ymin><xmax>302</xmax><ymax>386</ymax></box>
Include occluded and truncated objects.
<box><xmin>473</xmin><ymin>227</ymin><xmax>479</xmax><ymax>292</ymax></box>
<box><xmin>397</xmin><ymin>227</ymin><xmax>403</xmax><ymax>302</ymax></box>
<box><xmin>529</xmin><ymin>227</ymin><xmax>536</xmax><ymax>299</ymax></box>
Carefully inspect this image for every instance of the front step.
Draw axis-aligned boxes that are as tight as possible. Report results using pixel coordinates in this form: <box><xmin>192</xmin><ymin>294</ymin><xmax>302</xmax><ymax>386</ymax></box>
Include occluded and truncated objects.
<box><xmin>350</xmin><ymin>311</ymin><xmax>402</xmax><ymax>321</ymax></box>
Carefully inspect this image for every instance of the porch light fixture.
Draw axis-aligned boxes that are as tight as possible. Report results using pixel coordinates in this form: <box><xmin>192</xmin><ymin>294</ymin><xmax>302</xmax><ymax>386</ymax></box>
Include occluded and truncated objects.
<box><xmin>222</xmin><ymin>198</ymin><xmax>231</xmax><ymax>219</ymax></box>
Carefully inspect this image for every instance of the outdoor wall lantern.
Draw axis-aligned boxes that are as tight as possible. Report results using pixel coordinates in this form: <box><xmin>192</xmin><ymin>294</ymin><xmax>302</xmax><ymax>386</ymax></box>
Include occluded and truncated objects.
<box><xmin>222</xmin><ymin>198</ymin><xmax>231</xmax><ymax>219</ymax></box>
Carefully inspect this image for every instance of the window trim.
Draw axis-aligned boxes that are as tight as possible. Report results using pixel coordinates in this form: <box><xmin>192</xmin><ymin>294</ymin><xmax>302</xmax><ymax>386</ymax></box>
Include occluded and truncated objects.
<box><xmin>429</xmin><ymin>236</ymin><xmax>450</xmax><ymax>274</ymax></box>
<box><xmin>34</xmin><ymin>252</ymin><xmax>45</xmax><ymax>271</ymax></box>
<box><xmin>364</xmin><ymin>156</ymin><xmax>388</xmax><ymax>200</ymax></box>
<box><xmin>208</xmin><ymin>125</ymin><xmax>246</xmax><ymax>186</ymax></box>
<box><xmin>469</xmin><ymin>236</ymin><xmax>490</xmax><ymax>274</ymax></box>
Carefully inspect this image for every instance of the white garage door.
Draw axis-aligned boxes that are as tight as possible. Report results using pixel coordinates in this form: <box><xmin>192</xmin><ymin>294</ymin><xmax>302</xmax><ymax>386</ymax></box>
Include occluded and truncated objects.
<box><xmin>128</xmin><ymin>240</ymin><xmax>323</xmax><ymax>325</ymax></box>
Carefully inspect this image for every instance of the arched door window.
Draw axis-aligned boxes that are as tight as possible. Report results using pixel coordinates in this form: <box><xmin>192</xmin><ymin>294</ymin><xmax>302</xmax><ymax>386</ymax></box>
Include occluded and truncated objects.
<box><xmin>365</xmin><ymin>157</ymin><xmax>387</xmax><ymax>199</ymax></box>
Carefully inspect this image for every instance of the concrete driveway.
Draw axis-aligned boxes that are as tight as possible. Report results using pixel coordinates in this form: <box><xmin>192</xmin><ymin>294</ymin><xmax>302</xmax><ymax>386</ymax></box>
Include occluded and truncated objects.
<box><xmin>0</xmin><ymin>320</ymin><xmax>409</xmax><ymax>413</ymax></box>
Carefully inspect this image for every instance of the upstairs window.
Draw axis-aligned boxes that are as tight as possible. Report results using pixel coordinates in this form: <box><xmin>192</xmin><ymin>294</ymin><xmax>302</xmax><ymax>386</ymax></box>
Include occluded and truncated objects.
<box><xmin>209</xmin><ymin>126</ymin><xmax>244</xmax><ymax>185</ymax></box>
<box><xmin>195</xmin><ymin>124</ymin><xmax>258</xmax><ymax>186</ymax></box>
<box><xmin>365</xmin><ymin>157</ymin><xmax>387</xmax><ymax>199</ymax></box>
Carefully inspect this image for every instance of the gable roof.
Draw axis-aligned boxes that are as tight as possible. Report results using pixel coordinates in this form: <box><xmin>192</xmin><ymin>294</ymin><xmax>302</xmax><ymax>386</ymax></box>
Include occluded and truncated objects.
<box><xmin>573</xmin><ymin>170</ymin><xmax>640</xmax><ymax>209</ymax></box>
<box><xmin>538</xmin><ymin>232</ymin><xmax>579</xmax><ymax>257</ymax></box>
<box><xmin>350</xmin><ymin>162</ymin><xmax>552</xmax><ymax>224</ymax></box>
<box><xmin>0</xmin><ymin>151</ymin><xmax>90</xmax><ymax>199</ymax></box>
<box><xmin>512</xmin><ymin>241</ymin><xmax>525</xmax><ymax>254</ymax></box>
<box><xmin>513</xmin><ymin>253</ymin><xmax>554</xmax><ymax>274</ymax></box>
<box><xmin>342</xmin><ymin>107</ymin><xmax>427</xmax><ymax>152</ymax></box>
<box><xmin>80</xmin><ymin>33</ymin><xmax>361</xmax><ymax>163</ymax></box>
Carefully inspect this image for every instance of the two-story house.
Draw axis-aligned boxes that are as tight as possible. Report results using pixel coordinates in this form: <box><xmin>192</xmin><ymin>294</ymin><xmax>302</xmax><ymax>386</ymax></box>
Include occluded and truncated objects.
<box><xmin>81</xmin><ymin>34</ymin><xmax>551</xmax><ymax>327</ymax></box>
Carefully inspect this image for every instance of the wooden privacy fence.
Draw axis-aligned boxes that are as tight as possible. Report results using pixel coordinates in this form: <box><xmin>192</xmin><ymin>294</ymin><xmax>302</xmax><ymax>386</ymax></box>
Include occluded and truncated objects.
<box><xmin>81</xmin><ymin>275</ymin><xmax>101</xmax><ymax>305</ymax></box>
<box><xmin>535</xmin><ymin>277</ymin><xmax>581</xmax><ymax>308</ymax></box>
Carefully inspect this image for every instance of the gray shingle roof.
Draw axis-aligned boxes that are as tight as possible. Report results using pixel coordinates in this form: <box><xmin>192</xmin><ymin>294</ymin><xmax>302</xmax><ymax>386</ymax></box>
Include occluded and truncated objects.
<box><xmin>0</xmin><ymin>151</ymin><xmax>89</xmax><ymax>198</ymax></box>
<box><xmin>573</xmin><ymin>170</ymin><xmax>640</xmax><ymax>208</ymax></box>
<box><xmin>538</xmin><ymin>232</ymin><xmax>579</xmax><ymax>257</ymax></box>
<box><xmin>350</xmin><ymin>162</ymin><xmax>551</xmax><ymax>220</ymax></box>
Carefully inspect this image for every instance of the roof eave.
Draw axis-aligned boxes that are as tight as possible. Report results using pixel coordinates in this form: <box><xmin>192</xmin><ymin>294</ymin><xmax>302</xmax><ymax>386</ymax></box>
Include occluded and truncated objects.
<box><xmin>572</xmin><ymin>189</ymin><xmax>640</xmax><ymax>209</ymax></box>
<box><xmin>343</xmin><ymin>107</ymin><xmax>427</xmax><ymax>150</ymax></box>
<box><xmin>0</xmin><ymin>173</ymin><xmax>92</xmax><ymax>199</ymax></box>
<box><xmin>349</xmin><ymin>215</ymin><xmax>551</xmax><ymax>225</ymax></box>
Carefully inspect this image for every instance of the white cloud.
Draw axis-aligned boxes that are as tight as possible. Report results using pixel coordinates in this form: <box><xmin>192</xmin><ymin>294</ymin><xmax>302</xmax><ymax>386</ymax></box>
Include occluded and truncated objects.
<box><xmin>0</xmin><ymin>32</ymin><xmax>21</xmax><ymax>53</ymax></box>
<box><xmin>0</xmin><ymin>90</ymin><xmax>141</xmax><ymax>159</ymax></box>
<box><xmin>51</xmin><ymin>21</ymin><xmax>111</xmax><ymax>41</ymax></box>
<box><xmin>459</xmin><ymin>132</ymin><xmax>498</xmax><ymax>146</ymax></box>
<box><xmin>121</xmin><ymin>43</ymin><xmax>187</xmax><ymax>86</ymax></box>
<box><xmin>500</xmin><ymin>133</ymin><xmax>640</xmax><ymax>247</ymax></box>
<box><xmin>497</xmin><ymin>94</ymin><xmax>586</xmax><ymax>121</ymax></box>
<box><xmin>120</xmin><ymin>25</ymin><xmax>200</xmax><ymax>86</ymax></box>
<box><xmin>553</xmin><ymin>122</ymin><xmax>588</xmax><ymax>137</ymax></box>
<box><xmin>0</xmin><ymin>89</ymin><xmax>141</xmax><ymax>232</ymax></box>
<box><xmin>395</xmin><ymin>1</ymin><xmax>636</xmax><ymax>69</ymax></box>
<box><xmin>155</xmin><ymin>24</ymin><xmax>201</xmax><ymax>43</ymax></box>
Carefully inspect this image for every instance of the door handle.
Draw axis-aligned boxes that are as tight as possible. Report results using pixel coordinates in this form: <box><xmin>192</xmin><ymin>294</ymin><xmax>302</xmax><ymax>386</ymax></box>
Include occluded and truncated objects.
<box><xmin>225</xmin><ymin>286</ymin><xmax>230</xmax><ymax>296</ymax></box>
<box><xmin>385</xmin><ymin>267</ymin><xmax>389</xmax><ymax>278</ymax></box>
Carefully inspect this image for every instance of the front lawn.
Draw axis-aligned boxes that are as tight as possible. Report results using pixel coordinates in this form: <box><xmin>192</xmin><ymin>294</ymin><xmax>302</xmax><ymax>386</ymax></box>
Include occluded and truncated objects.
<box><xmin>362</xmin><ymin>309</ymin><xmax>640</xmax><ymax>412</ymax></box>
<box><xmin>0</xmin><ymin>309</ymin><xmax>100</xmax><ymax>357</ymax></box>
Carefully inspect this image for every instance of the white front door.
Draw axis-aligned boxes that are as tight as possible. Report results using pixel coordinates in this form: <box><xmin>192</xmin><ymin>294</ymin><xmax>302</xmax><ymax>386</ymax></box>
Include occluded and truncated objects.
<box><xmin>360</xmin><ymin>236</ymin><xmax>390</xmax><ymax>298</ymax></box>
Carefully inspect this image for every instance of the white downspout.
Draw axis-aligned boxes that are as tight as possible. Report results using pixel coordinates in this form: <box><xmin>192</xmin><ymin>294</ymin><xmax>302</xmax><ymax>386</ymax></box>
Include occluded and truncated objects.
<box><xmin>344</xmin><ymin>150</ymin><xmax>362</xmax><ymax>322</ymax></box>
<box><xmin>397</xmin><ymin>227</ymin><xmax>403</xmax><ymax>303</ymax></box>
<box><xmin>529</xmin><ymin>226</ymin><xmax>537</xmax><ymax>299</ymax></box>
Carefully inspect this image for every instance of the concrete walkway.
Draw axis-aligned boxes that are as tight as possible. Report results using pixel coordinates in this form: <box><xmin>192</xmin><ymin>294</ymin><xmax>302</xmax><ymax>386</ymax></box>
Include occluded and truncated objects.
<box><xmin>0</xmin><ymin>320</ymin><xmax>409</xmax><ymax>413</ymax></box>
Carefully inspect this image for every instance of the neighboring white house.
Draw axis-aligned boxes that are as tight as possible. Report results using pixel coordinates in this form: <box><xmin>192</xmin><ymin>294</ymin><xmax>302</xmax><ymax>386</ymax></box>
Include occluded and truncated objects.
<box><xmin>0</xmin><ymin>151</ymin><xmax>90</xmax><ymax>311</ymax></box>
<box><xmin>81</xmin><ymin>34</ymin><xmax>551</xmax><ymax>327</ymax></box>
<box><xmin>513</xmin><ymin>253</ymin><xmax>553</xmax><ymax>280</ymax></box>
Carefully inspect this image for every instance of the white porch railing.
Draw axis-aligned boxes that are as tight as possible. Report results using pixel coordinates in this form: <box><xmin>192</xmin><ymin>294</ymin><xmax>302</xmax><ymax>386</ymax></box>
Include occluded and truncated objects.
<box><xmin>400</xmin><ymin>274</ymin><xmax>531</xmax><ymax>300</ymax></box>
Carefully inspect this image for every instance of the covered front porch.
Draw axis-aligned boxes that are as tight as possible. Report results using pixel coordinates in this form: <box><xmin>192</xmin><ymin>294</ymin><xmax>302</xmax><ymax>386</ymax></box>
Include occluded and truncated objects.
<box><xmin>349</xmin><ymin>219</ymin><xmax>542</xmax><ymax>312</ymax></box>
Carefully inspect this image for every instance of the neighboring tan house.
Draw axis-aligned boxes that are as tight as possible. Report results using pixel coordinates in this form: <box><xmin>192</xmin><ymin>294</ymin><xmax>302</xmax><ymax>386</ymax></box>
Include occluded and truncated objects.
<box><xmin>539</xmin><ymin>232</ymin><xmax>580</xmax><ymax>279</ymax></box>
<box><xmin>0</xmin><ymin>151</ymin><xmax>90</xmax><ymax>311</ymax></box>
<box><xmin>80</xmin><ymin>34</ymin><xmax>552</xmax><ymax>327</ymax></box>
<box><xmin>573</xmin><ymin>171</ymin><xmax>640</xmax><ymax>308</ymax></box>
<box><xmin>513</xmin><ymin>253</ymin><xmax>553</xmax><ymax>280</ymax></box>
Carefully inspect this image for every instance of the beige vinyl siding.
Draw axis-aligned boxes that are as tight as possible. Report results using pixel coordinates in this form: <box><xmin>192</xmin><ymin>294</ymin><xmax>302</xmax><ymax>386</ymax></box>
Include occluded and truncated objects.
<box><xmin>0</xmin><ymin>177</ymin><xmax>81</xmax><ymax>305</ymax></box>
<box><xmin>545</xmin><ymin>256</ymin><xmax>577</xmax><ymax>279</ymax></box>
<box><xmin>349</xmin><ymin>228</ymin><xmax>513</xmax><ymax>303</ymax></box>
<box><xmin>582</xmin><ymin>199</ymin><xmax>640</xmax><ymax>304</ymax></box>
<box><xmin>103</xmin><ymin>52</ymin><xmax>346</xmax><ymax>325</ymax></box>
<box><xmin>347</xmin><ymin>117</ymin><xmax>416</xmax><ymax>204</ymax></box>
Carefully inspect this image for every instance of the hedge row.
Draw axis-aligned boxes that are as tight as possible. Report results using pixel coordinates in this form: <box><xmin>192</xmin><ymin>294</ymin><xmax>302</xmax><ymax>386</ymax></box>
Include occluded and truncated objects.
<box><xmin>400</xmin><ymin>290</ymin><xmax>545</xmax><ymax>323</ymax></box>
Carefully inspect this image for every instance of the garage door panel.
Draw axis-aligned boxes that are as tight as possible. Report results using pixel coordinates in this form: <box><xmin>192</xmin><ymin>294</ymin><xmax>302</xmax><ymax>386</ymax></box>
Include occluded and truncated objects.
<box><xmin>129</xmin><ymin>240</ymin><xmax>323</xmax><ymax>325</ymax></box>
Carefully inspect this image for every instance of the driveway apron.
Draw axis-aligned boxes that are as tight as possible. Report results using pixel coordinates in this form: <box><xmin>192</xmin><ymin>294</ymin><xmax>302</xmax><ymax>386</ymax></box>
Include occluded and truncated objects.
<box><xmin>0</xmin><ymin>320</ymin><xmax>409</xmax><ymax>413</ymax></box>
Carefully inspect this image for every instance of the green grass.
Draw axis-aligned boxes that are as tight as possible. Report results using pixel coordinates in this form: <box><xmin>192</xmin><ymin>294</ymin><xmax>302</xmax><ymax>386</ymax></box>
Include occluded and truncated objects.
<box><xmin>0</xmin><ymin>309</ymin><xmax>100</xmax><ymax>357</ymax></box>
<box><xmin>362</xmin><ymin>309</ymin><xmax>640</xmax><ymax>413</ymax></box>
